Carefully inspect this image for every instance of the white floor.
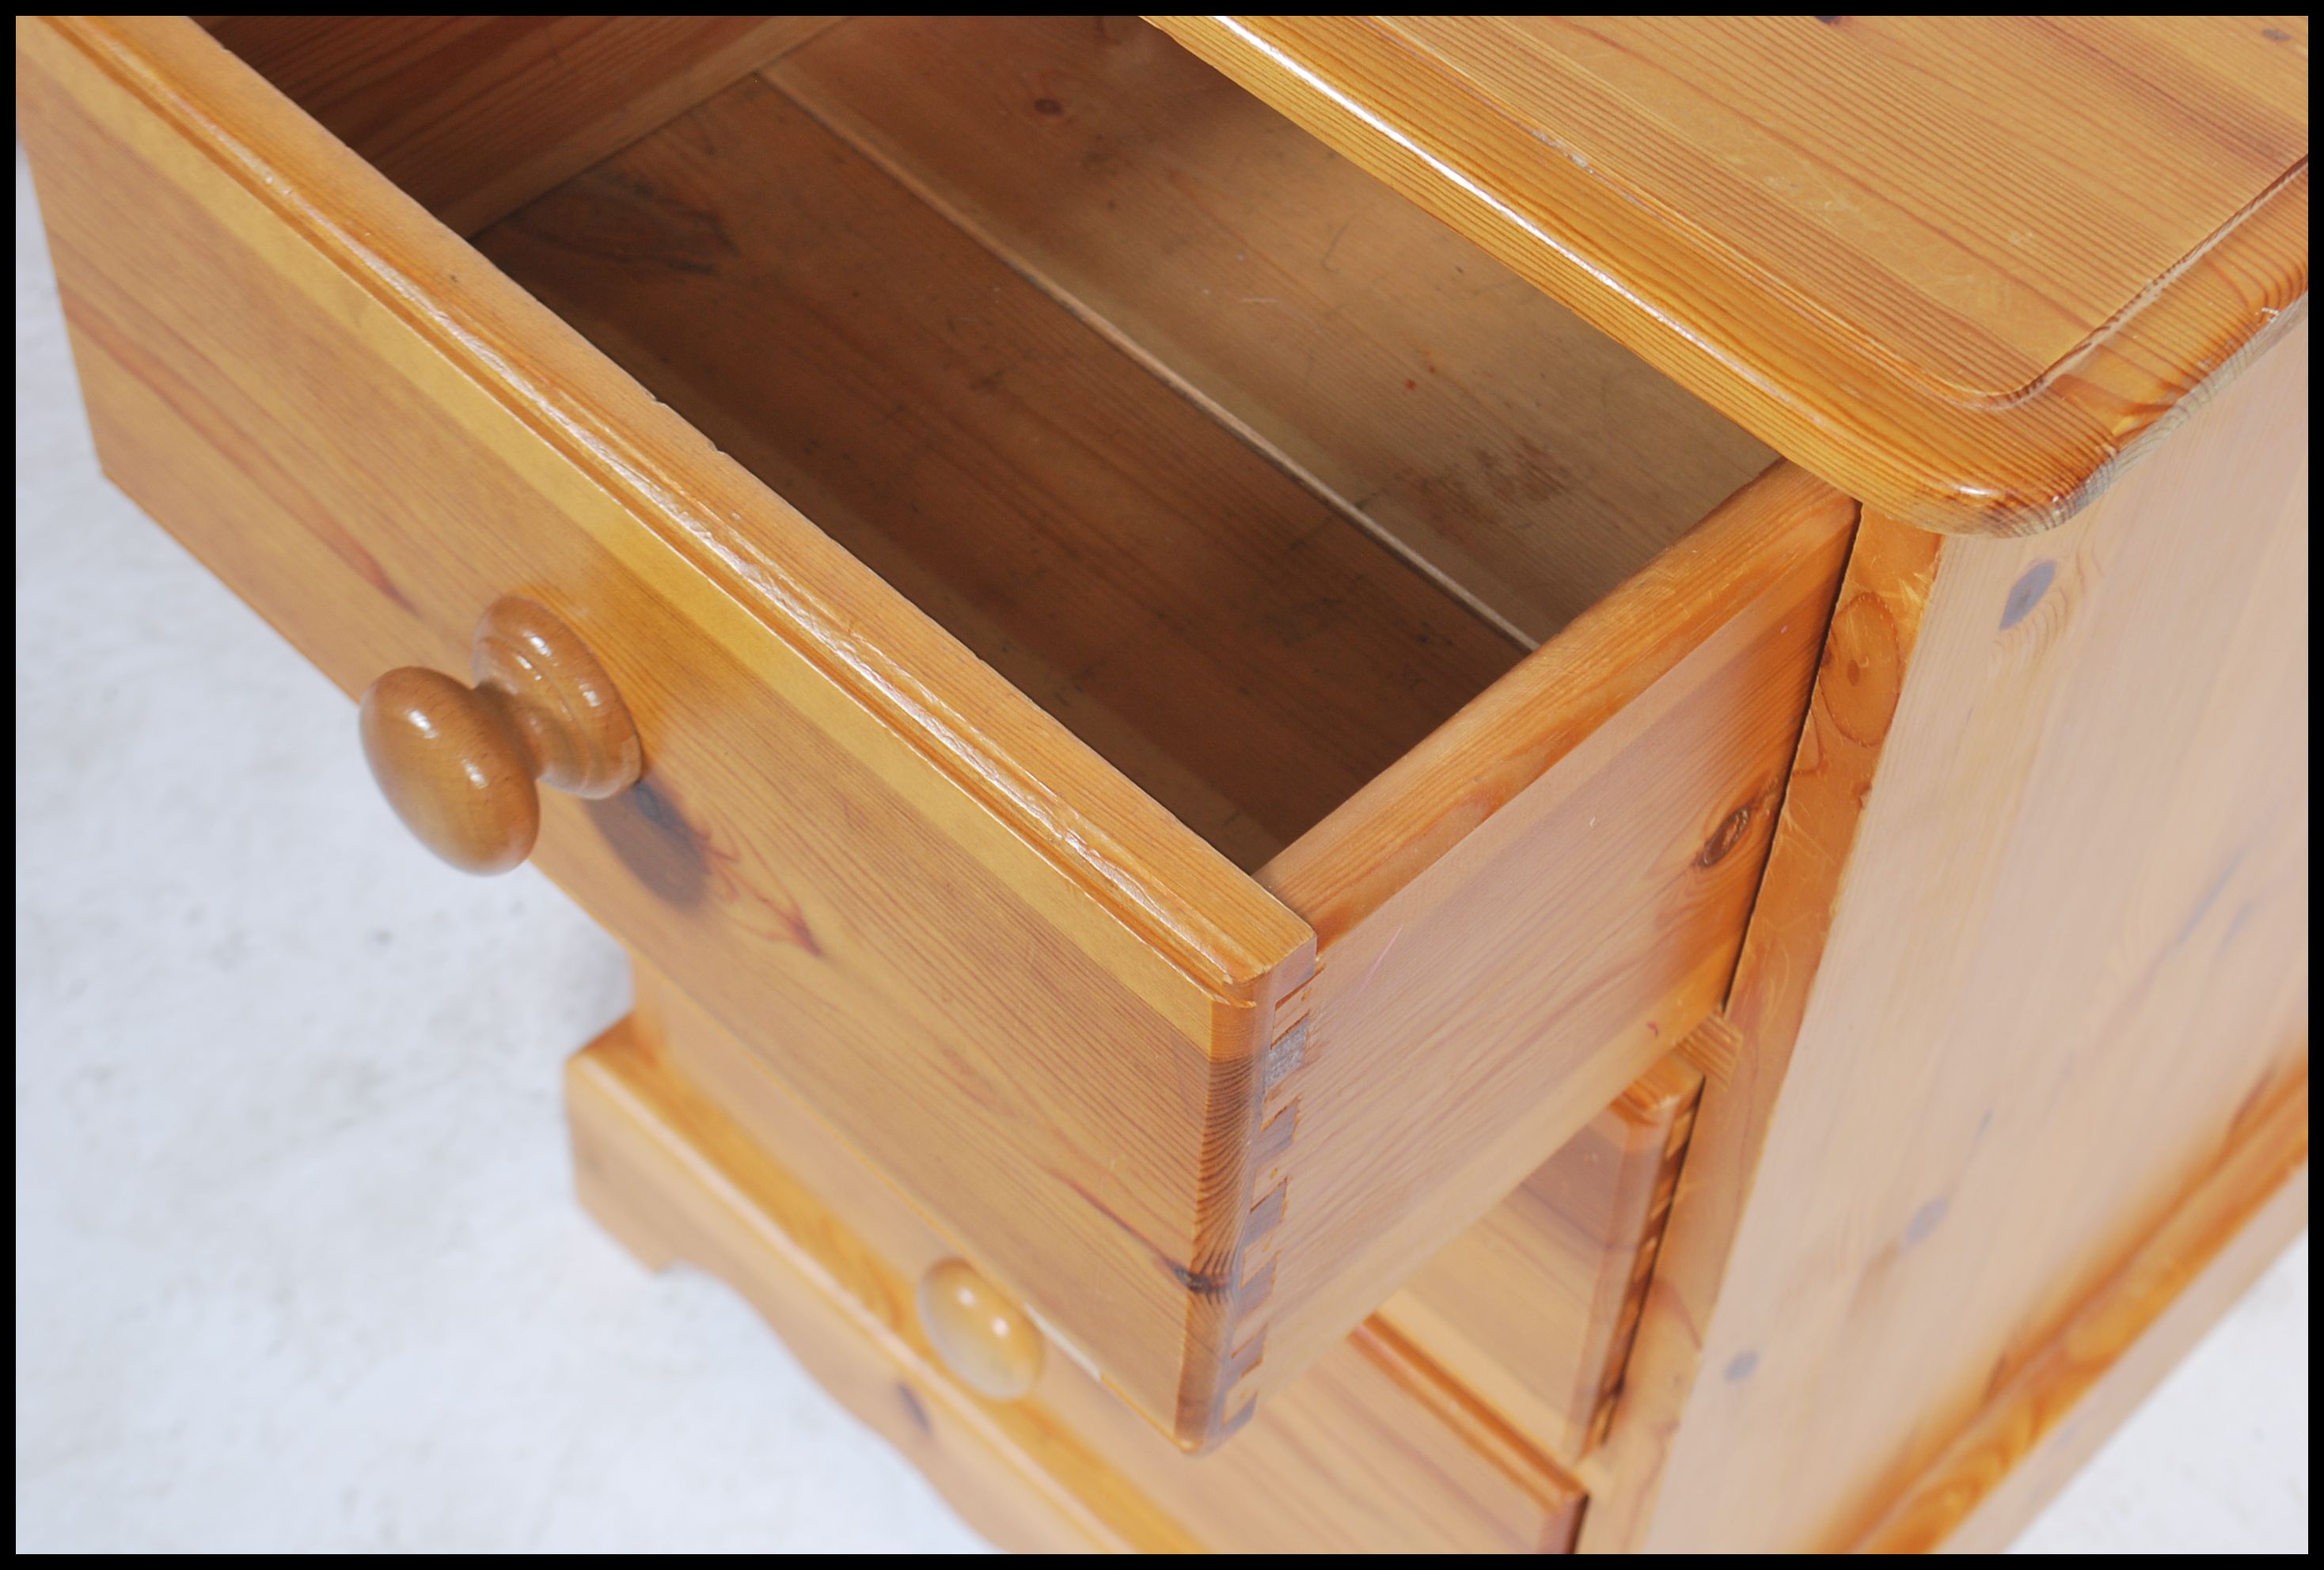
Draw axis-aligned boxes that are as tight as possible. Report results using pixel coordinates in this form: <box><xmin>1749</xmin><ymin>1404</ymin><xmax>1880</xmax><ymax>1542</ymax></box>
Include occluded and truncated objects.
<box><xmin>14</xmin><ymin>142</ymin><xmax>2308</xmax><ymax>1554</ymax></box>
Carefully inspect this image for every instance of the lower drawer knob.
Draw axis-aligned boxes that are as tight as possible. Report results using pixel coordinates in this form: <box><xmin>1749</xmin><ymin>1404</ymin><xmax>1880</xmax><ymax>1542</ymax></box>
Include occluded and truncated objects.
<box><xmin>917</xmin><ymin>1258</ymin><xmax>1045</xmax><ymax>1401</ymax></box>
<box><xmin>357</xmin><ymin>597</ymin><xmax>642</xmax><ymax>874</ymax></box>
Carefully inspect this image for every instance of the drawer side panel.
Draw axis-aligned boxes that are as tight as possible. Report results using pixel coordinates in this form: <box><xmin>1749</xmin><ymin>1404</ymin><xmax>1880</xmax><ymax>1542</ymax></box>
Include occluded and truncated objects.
<box><xmin>1245</xmin><ymin>464</ymin><xmax>1855</xmax><ymax>1415</ymax></box>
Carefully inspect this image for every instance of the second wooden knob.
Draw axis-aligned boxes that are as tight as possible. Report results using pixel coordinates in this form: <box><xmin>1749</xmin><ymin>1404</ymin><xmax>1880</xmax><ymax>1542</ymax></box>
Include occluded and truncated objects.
<box><xmin>918</xmin><ymin>1258</ymin><xmax>1045</xmax><ymax>1401</ymax></box>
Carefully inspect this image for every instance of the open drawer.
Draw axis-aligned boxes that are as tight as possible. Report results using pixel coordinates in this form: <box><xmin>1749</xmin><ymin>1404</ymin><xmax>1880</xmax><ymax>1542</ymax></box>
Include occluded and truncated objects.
<box><xmin>17</xmin><ymin>15</ymin><xmax>1854</xmax><ymax>1448</ymax></box>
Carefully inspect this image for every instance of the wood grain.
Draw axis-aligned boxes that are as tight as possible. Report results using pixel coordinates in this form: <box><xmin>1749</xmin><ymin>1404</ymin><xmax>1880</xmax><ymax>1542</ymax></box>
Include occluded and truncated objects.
<box><xmin>766</xmin><ymin>15</ymin><xmax>1775</xmax><ymax>647</ymax></box>
<box><xmin>1265</xmin><ymin>462</ymin><xmax>1853</xmax><ymax>942</ymax></box>
<box><xmin>591</xmin><ymin>970</ymin><xmax>1587</xmax><ymax>1553</ymax></box>
<box><xmin>476</xmin><ymin>71</ymin><xmax>1521</xmax><ymax>872</ymax></box>
<box><xmin>17</xmin><ymin>13</ymin><xmax>1320</xmax><ymax>1449</ymax></box>
<box><xmin>1855</xmin><ymin>1068</ymin><xmax>2307</xmax><ymax>1554</ymax></box>
<box><xmin>1155</xmin><ymin>16</ymin><xmax>2311</xmax><ymax>536</ymax></box>
<box><xmin>197</xmin><ymin>16</ymin><xmax>835</xmax><ymax>234</ymax></box>
<box><xmin>1380</xmin><ymin>1054</ymin><xmax>1702</xmax><ymax>1463</ymax></box>
<box><xmin>1599</xmin><ymin>319</ymin><xmax>2311</xmax><ymax>1550</ymax></box>
<box><xmin>1233</xmin><ymin>463</ymin><xmax>1855</xmax><ymax>1425</ymax></box>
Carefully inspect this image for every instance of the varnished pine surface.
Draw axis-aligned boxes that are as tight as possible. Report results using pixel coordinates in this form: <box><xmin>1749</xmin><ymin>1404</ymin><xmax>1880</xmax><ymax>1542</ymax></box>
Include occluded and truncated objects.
<box><xmin>767</xmin><ymin>16</ymin><xmax>1775</xmax><ymax>647</ymax></box>
<box><xmin>1156</xmin><ymin>16</ymin><xmax>2311</xmax><ymax>535</ymax></box>
<box><xmin>1264</xmin><ymin>462</ymin><xmax>1853</xmax><ymax>942</ymax></box>
<box><xmin>1605</xmin><ymin>321</ymin><xmax>2310</xmax><ymax>1550</ymax></box>
<box><xmin>476</xmin><ymin>70</ymin><xmax>1521</xmax><ymax>870</ymax></box>
<box><xmin>1854</xmin><ymin>1070</ymin><xmax>2307</xmax><ymax>1553</ymax></box>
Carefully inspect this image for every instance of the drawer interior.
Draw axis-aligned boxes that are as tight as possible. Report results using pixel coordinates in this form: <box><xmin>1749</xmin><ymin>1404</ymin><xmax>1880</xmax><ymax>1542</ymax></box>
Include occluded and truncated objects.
<box><xmin>204</xmin><ymin>14</ymin><xmax>1774</xmax><ymax>872</ymax></box>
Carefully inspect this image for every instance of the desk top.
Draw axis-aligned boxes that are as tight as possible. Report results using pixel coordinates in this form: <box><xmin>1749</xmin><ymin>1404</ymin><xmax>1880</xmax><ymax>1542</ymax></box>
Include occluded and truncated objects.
<box><xmin>1154</xmin><ymin>17</ymin><xmax>2309</xmax><ymax>534</ymax></box>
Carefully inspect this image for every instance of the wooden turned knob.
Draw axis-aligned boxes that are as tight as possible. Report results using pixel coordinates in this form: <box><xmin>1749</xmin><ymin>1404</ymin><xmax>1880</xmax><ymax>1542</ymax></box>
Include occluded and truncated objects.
<box><xmin>918</xmin><ymin>1259</ymin><xmax>1045</xmax><ymax>1401</ymax></box>
<box><xmin>358</xmin><ymin>597</ymin><xmax>641</xmax><ymax>874</ymax></box>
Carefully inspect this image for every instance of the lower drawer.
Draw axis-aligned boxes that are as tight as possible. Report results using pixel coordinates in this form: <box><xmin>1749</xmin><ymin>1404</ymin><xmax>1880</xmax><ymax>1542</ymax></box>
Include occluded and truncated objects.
<box><xmin>583</xmin><ymin>962</ymin><xmax>1584</xmax><ymax>1553</ymax></box>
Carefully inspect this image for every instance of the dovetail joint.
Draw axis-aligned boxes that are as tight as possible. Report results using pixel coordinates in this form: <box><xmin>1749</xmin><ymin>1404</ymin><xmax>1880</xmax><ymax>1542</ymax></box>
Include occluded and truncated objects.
<box><xmin>1209</xmin><ymin>1005</ymin><xmax>1312</xmax><ymax>1436</ymax></box>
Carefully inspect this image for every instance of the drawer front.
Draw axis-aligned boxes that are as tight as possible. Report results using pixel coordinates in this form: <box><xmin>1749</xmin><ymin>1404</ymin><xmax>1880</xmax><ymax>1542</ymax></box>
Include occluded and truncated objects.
<box><xmin>599</xmin><ymin>961</ymin><xmax>1585</xmax><ymax>1553</ymax></box>
<box><xmin>17</xmin><ymin>14</ymin><xmax>1315</xmax><ymax>1447</ymax></box>
<box><xmin>1381</xmin><ymin>1057</ymin><xmax>1703</xmax><ymax>1463</ymax></box>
